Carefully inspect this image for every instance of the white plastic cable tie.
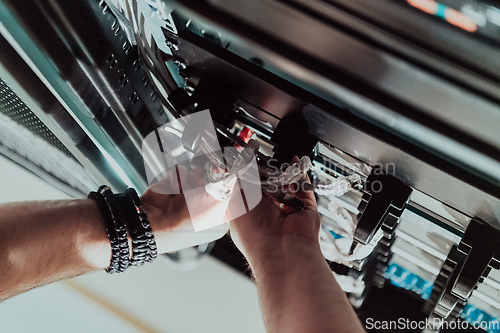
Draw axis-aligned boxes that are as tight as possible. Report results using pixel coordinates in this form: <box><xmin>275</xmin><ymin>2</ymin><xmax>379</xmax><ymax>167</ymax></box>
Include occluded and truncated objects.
<box><xmin>269</xmin><ymin>156</ymin><xmax>313</xmax><ymax>185</ymax></box>
<box><xmin>327</xmin><ymin>199</ymin><xmax>356</xmax><ymax>235</ymax></box>
<box><xmin>205</xmin><ymin>140</ymin><xmax>259</xmax><ymax>202</ymax></box>
<box><xmin>315</xmin><ymin>173</ymin><xmax>361</xmax><ymax>197</ymax></box>
<box><xmin>333</xmin><ymin>272</ymin><xmax>365</xmax><ymax>295</ymax></box>
<box><xmin>205</xmin><ymin>174</ymin><xmax>237</xmax><ymax>202</ymax></box>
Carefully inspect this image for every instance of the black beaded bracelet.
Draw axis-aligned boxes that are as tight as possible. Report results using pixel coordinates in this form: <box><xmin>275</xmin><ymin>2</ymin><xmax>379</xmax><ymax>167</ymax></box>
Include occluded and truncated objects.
<box><xmin>88</xmin><ymin>191</ymin><xmax>120</xmax><ymax>274</ymax></box>
<box><xmin>99</xmin><ymin>186</ymin><xmax>130</xmax><ymax>273</ymax></box>
<box><xmin>125</xmin><ymin>188</ymin><xmax>158</xmax><ymax>263</ymax></box>
<box><xmin>115</xmin><ymin>193</ymin><xmax>149</xmax><ymax>266</ymax></box>
<box><xmin>89</xmin><ymin>186</ymin><xmax>158</xmax><ymax>274</ymax></box>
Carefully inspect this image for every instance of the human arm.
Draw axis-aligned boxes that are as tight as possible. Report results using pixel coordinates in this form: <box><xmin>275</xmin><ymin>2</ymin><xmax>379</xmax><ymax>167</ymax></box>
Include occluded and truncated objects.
<box><xmin>0</xmin><ymin>199</ymin><xmax>113</xmax><ymax>301</ymax></box>
<box><xmin>230</xmin><ymin>175</ymin><xmax>365</xmax><ymax>332</ymax></box>
<box><xmin>0</xmin><ymin>166</ymin><xmax>229</xmax><ymax>301</ymax></box>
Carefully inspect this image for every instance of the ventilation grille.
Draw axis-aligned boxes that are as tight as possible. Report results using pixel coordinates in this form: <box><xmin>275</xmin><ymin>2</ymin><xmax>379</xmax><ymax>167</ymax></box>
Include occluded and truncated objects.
<box><xmin>0</xmin><ymin>79</ymin><xmax>73</xmax><ymax>157</ymax></box>
<box><xmin>0</xmin><ymin>78</ymin><xmax>99</xmax><ymax>195</ymax></box>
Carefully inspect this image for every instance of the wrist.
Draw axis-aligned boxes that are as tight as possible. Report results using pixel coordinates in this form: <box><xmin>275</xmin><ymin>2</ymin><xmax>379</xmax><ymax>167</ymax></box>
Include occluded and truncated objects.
<box><xmin>140</xmin><ymin>201</ymin><xmax>164</xmax><ymax>231</ymax></box>
<box><xmin>246</xmin><ymin>235</ymin><xmax>323</xmax><ymax>276</ymax></box>
<box><xmin>140</xmin><ymin>192</ymin><xmax>188</xmax><ymax>234</ymax></box>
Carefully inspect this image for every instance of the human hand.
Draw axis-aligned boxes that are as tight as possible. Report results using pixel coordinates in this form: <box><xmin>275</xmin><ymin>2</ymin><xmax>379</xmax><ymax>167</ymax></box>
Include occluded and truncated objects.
<box><xmin>230</xmin><ymin>157</ymin><xmax>321</xmax><ymax>263</ymax></box>
<box><xmin>229</xmin><ymin>158</ymin><xmax>366</xmax><ymax>333</ymax></box>
<box><xmin>140</xmin><ymin>163</ymin><xmax>234</xmax><ymax>253</ymax></box>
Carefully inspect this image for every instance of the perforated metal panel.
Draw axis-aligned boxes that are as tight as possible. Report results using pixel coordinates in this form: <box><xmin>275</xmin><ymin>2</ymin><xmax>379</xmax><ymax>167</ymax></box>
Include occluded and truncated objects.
<box><xmin>0</xmin><ymin>79</ymin><xmax>72</xmax><ymax>157</ymax></box>
<box><xmin>0</xmin><ymin>78</ymin><xmax>98</xmax><ymax>195</ymax></box>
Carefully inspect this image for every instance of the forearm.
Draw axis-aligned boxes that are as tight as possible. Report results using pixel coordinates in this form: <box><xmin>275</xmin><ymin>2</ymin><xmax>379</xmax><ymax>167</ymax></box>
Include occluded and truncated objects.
<box><xmin>0</xmin><ymin>191</ymin><xmax>224</xmax><ymax>301</ymax></box>
<box><xmin>248</xmin><ymin>236</ymin><xmax>365</xmax><ymax>333</ymax></box>
<box><xmin>0</xmin><ymin>199</ymin><xmax>110</xmax><ymax>301</ymax></box>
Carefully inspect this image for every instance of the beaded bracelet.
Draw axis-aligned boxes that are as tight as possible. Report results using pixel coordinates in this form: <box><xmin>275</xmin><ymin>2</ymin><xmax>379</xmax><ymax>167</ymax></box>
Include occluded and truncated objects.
<box><xmin>88</xmin><ymin>191</ymin><xmax>120</xmax><ymax>274</ymax></box>
<box><xmin>99</xmin><ymin>186</ymin><xmax>130</xmax><ymax>273</ymax></box>
<box><xmin>115</xmin><ymin>193</ymin><xmax>150</xmax><ymax>266</ymax></box>
<box><xmin>89</xmin><ymin>186</ymin><xmax>158</xmax><ymax>273</ymax></box>
<box><xmin>125</xmin><ymin>188</ymin><xmax>158</xmax><ymax>263</ymax></box>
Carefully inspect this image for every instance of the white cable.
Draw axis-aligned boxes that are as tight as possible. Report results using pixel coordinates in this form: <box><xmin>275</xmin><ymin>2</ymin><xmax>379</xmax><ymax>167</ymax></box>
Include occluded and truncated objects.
<box><xmin>266</xmin><ymin>156</ymin><xmax>313</xmax><ymax>186</ymax></box>
<box><xmin>314</xmin><ymin>173</ymin><xmax>361</xmax><ymax>197</ymax></box>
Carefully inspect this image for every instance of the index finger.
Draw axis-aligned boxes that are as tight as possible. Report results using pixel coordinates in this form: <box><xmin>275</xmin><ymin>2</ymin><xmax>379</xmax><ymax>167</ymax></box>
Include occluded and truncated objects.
<box><xmin>284</xmin><ymin>156</ymin><xmax>317</xmax><ymax>212</ymax></box>
<box><xmin>289</xmin><ymin>175</ymin><xmax>318</xmax><ymax>212</ymax></box>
